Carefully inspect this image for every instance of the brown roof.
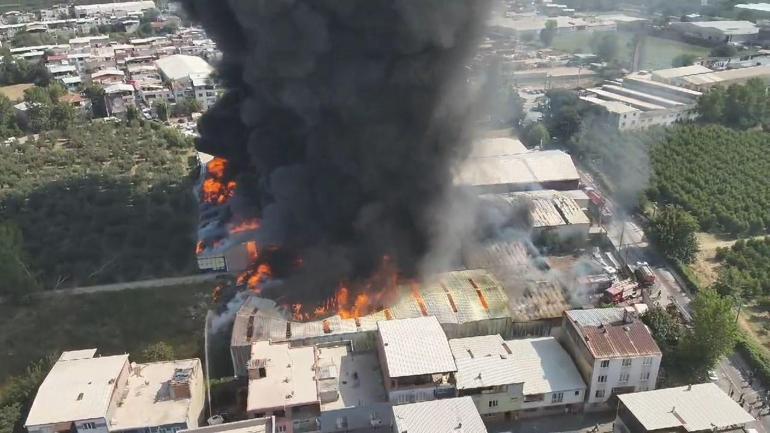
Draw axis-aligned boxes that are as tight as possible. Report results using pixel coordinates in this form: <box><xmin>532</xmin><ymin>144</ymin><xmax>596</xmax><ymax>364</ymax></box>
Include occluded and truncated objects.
<box><xmin>581</xmin><ymin>321</ymin><xmax>661</xmax><ymax>359</ymax></box>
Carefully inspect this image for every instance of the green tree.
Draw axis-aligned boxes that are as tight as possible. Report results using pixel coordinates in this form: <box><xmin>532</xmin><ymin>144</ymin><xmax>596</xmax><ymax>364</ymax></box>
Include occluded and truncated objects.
<box><xmin>0</xmin><ymin>404</ymin><xmax>21</xmax><ymax>433</ymax></box>
<box><xmin>153</xmin><ymin>100</ymin><xmax>169</xmax><ymax>121</ymax></box>
<box><xmin>541</xmin><ymin>89</ymin><xmax>586</xmax><ymax>141</ymax></box>
<box><xmin>671</xmin><ymin>53</ymin><xmax>698</xmax><ymax>67</ymax></box>
<box><xmin>125</xmin><ymin>105</ymin><xmax>139</xmax><ymax>123</ymax></box>
<box><xmin>696</xmin><ymin>86</ymin><xmax>725</xmax><ymax>123</ymax></box>
<box><xmin>680</xmin><ymin>289</ymin><xmax>738</xmax><ymax>377</ymax></box>
<box><xmin>0</xmin><ymin>223</ymin><xmax>39</xmax><ymax>300</ymax></box>
<box><xmin>140</xmin><ymin>341</ymin><xmax>176</xmax><ymax>362</ymax></box>
<box><xmin>539</xmin><ymin>20</ymin><xmax>557</xmax><ymax>47</ymax></box>
<box><xmin>522</xmin><ymin>122</ymin><xmax>551</xmax><ymax>148</ymax></box>
<box><xmin>642</xmin><ymin>305</ymin><xmax>683</xmax><ymax>348</ymax></box>
<box><xmin>710</xmin><ymin>44</ymin><xmax>738</xmax><ymax>58</ymax></box>
<box><xmin>172</xmin><ymin>98</ymin><xmax>203</xmax><ymax>117</ymax></box>
<box><xmin>592</xmin><ymin>33</ymin><xmax>619</xmax><ymax>62</ymax></box>
<box><xmin>649</xmin><ymin>205</ymin><xmax>699</xmax><ymax>264</ymax></box>
<box><xmin>84</xmin><ymin>85</ymin><xmax>107</xmax><ymax>118</ymax></box>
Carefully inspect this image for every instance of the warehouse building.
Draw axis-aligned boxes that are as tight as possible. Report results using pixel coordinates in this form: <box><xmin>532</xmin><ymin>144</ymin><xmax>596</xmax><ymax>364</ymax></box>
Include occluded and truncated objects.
<box><xmin>674</xmin><ymin>65</ymin><xmax>770</xmax><ymax>90</ymax></box>
<box><xmin>480</xmin><ymin>190</ymin><xmax>591</xmax><ymax>239</ymax></box>
<box><xmin>560</xmin><ymin>308</ymin><xmax>662</xmax><ymax>411</ymax></box>
<box><xmin>614</xmin><ymin>383</ymin><xmax>755</xmax><ymax>433</ymax></box>
<box><xmin>670</xmin><ymin>20</ymin><xmax>759</xmax><ymax>44</ymax></box>
<box><xmin>456</xmin><ymin>150</ymin><xmax>580</xmax><ymax>193</ymax></box>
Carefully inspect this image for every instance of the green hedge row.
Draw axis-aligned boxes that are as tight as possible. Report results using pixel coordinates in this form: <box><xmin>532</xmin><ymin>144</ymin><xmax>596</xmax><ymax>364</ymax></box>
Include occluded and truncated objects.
<box><xmin>735</xmin><ymin>331</ymin><xmax>770</xmax><ymax>387</ymax></box>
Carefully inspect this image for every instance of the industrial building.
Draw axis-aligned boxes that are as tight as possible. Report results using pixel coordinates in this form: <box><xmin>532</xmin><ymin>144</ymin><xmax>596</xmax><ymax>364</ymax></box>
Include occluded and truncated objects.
<box><xmin>580</xmin><ymin>71</ymin><xmax>702</xmax><ymax>130</ymax></box>
<box><xmin>560</xmin><ymin>308</ymin><xmax>662</xmax><ymax>411</ymax></box>
<box><xmin>25</xmin><ymin>349</ymin><xmax>205</xmax><ymax>433</ymax></box>
<box><xmin>614</xmin><ymin>383</ymin><xmax>755</xmax><ymax>433</ymax></box>
<box><xmin>228</xmin><ymin>268</ymin><xmax>573</xmax><ymax>379</ymax></box>
<box><xmin>456</xmin><ymin>150</ymin><xmax>581</xmax><ymax>193</ymax></box>
<box><xmin>480</xmin><ymin>190</ymin><xmax>591</xmax><ymax>239</ymax></box>
<box><xmin>73</xmin><ymin>1</ymin><xmax>156</xmax><ymax>19</ymax></box>
<box><xmin>392</xmin><ymin>397</ymin><xmax>488</xmax><ymax>433</ymax></box>
<box><xmin>670</xmin><ymin>20</ymin><xmax>759</xmax><ymax>44</ymax></box>
<box><xmin>674</xmin><ymin>65</ymin><xmax>770</xmax><ymax>90</ymax></box>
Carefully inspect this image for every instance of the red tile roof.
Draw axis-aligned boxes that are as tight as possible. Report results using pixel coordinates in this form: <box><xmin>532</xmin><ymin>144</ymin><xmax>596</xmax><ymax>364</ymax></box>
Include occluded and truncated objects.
<box><xmin>581</xmin><ymin>321</ymin><xmax>661</xmax><ymax>359</ymax></box>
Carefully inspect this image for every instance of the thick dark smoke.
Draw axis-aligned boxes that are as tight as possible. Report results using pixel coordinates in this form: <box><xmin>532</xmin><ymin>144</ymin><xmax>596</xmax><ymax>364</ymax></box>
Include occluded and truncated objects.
<box><xmin>183</xmin><ymin>1</ymin><xmax>491</xmax><ymax>303</ymax></box>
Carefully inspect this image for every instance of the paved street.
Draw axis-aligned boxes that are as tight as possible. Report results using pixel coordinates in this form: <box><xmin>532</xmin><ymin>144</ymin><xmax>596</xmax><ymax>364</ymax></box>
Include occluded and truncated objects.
<box><xmin>488</xmin><ymin>412</ymin><xmax>615</xmax><ymax>433</ymax></box>
<box><xmin>579</xmin><ymin>167</ymin><xmax>770</xmax><ymax>433</ymax></box>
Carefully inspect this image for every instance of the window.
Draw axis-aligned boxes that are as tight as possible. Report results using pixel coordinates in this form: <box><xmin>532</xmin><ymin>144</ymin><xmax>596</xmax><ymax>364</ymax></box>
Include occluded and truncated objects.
<box><xmin>643</xmin><ymin>357</ymin><xmax>653</xmax><ymax>366</ymax></box>
<box><xmin>619</xmin><ymin>372</ymin><xmax>630</xmax><ymax>383</ymax></box>
<box><xmin>488</xmin><ymin>400</ymin><xmax>499</xmax><ymax>408</ymax></box>
<box><xmin>621</xmin><ymin>359</ymin><xmax>633</xmax><ymax>368</ymax></box>
<box><xmin>600</xmin><ymin>360</ymin><xmax>610</xmax><ymax>368</ymax></box>
<box><xmin>277</xmin><ymin>426</ymin><xmax>287</xmax><ymax>433</ymax></box>
<box><xmin>640</xmin><ymin>371</ymin><xmax>651</xmax><ymax>382</ymax></box>
<box><xmin>595</xmin><ymin>389</ymin><xmax>605</xmax><ymax>398</ymax></box>
<box><xmin>79</xmin><ymin>424</ymin><xmax>95</xmax><ymax>430</ymax></box>
<box><xmin>524</xmin><ymin>393</ymin><xmax>545</xmax><ymax>402</ymax></box>
<box><xmin>575</xmin><ymin>390</ymin><xmax>581</xmax><ymax>396</ymax></box>
<box><xmin>551</xmin><ymin>392</ymin><xmax>564</xmax><ymax>403</ymax></box>
<box><xmin>597</xmin><ymin>375</ymin><xmax>607</xmax><ymax>383</ymax></box>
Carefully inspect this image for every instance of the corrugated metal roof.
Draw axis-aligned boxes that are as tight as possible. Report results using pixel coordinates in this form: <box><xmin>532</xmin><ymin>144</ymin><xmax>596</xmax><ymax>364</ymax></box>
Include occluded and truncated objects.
<box><xmin>392</xmin><ymin>397</ymin><xmax>487</xmax><ymax>433</ymax></box>
<box><xmin>456</xmin><ymin>150</ymin><xmax>579</xmax><ymax>189</ymax></box>
<box><xmin>619</xmin><ymin>383</ymin><xmax>754</xmax><ymax>432</ymax></box>
<box><xmin>566</xmin><ymin>308</ymin><xmax>626</xmax><ymax>327</ymax></box>
<box><xmin>581</xmin><ymin>321</ymin><xmax>661</xmax><ymax>359</ymax></box>
<box><xmin>377</xmin><ymin>316</ymin><xmax>456</xmax><ymax>378</ymax></box>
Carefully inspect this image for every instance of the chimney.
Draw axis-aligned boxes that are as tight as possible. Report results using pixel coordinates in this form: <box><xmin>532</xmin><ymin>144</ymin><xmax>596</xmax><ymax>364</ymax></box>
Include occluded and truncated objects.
<box><xmin>247</xmin><ymin>358</ymin><xmax>267</xmax><ymax>380</ymax></box>
<box><xmin>169</xmin><ymin>367</ymin><xmax>193</xmax><ymax>400</ymax></box>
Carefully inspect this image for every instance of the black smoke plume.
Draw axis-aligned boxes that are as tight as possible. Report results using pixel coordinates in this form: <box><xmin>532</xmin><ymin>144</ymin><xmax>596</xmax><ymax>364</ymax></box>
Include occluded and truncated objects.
<box><xmin>183</xmin><ymin>0</ymin><xmax>491</xmax><ymax>304</ymax></box>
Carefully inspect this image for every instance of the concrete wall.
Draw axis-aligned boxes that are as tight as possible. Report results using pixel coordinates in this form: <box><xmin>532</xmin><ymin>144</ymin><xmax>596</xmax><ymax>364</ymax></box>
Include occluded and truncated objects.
<box><xmin>585</xmin><ymin>355</ymin><xmax>661</xmax><ymax>410</ymax></box>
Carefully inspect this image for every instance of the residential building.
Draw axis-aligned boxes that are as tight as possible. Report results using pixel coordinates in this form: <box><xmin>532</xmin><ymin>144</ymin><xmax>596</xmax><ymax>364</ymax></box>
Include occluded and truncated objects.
<box><xmin>560</xmin><ymin>308</ymin><xmax>662</xmax><ymax>411</ymax></box>
<box><xmin>391</xmin><ymin>397</ymin><xmax>488</xmax><ymax>433</ymax></box>
<box><xmin>73</xmin><ymin>1</ymin><xmax>156</xmax><ymax>19</ymax></box>
<box><xmin>246</xmin><ymin>340</ymin><xmax>387</xmax><ymax>433</ymax></box>
<box><xmin>376</xmin><ymin>316</ymin><xmax>457</xmax><ymax>404</ymax></box>
<box><xmin>91</xmin><ymin>68</ymin><xmax>126</xmax><ymax>85</ymax></box>
<box><xmin>614</xmin><ymin>383</ymin><xmax>755</xmax><ymax>433</ymax></box>
<box><xmin>155</xmin><ymin>54</ymin><xmax>218</xmax><ymax>108</ymax></box>
<box><xmin>180</xmin><ymin>418</ymin><xmax>275</xmax><ymax>433</ymax></box>
<box><xmin>505</xmin><ymin>337</ymin><xmax>587</xmax><ymax>416</ymax></box>
<box><xmin>670</xmin><ymin>20</ymin><xmax>759</xmax><ymax>44</ymax></box>
<box><xmin>25</xmin><ymin>349</ymin><xmax>205</xmax><ymax>433</ymax></box>
<box><xmin>104</xmin><ymin>83</ymin><xmax>137</xmax><ymax>115</ymax></box>
<box><xmin>455</xmin><ymin>150</ymin><xmax>581</xmax><ymax>193</ymax></box>
<box><xmin>449</xmin><ymin>335</ymin><xmax>586</xmax><ymax>421</ymax></box>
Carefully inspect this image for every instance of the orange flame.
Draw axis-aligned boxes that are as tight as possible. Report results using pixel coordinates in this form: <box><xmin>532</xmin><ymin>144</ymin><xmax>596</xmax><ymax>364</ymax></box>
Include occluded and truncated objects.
<box><xmin>202</xmin><ymin>158</ymin><xmax>237</xmax><ymax>205</ymax></box>
<box><xmin>195</xmin><ymin>241</ymin><xmax>205</xmax><ymax>255</ymax></box>
<box><xmin>229</xmin><ymin>218</ymin><xmax>261</xmax><ymax>234</ymax></box>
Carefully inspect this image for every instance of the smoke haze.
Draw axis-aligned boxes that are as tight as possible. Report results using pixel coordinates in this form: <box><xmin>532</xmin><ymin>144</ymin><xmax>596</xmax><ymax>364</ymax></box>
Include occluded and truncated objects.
<box><xmin>183</xmin><ymin>1</ymin><xmax>492</xmax><ymax>303</ymax></box>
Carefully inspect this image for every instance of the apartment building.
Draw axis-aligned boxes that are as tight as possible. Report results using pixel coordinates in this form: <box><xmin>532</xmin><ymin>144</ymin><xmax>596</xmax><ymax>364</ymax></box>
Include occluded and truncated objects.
<box><xmin>25</xmin><ymin>349</ymin><xmax>205</xmax><ymax>433</ymax></box>
<box><xmin>376</xmin><ymin>316</ymin><xmax>458</xmax><ymax>405</ymax></box>
<box><xmin>560</xmin><ymin>308</ymin><xmax>662</xmax><ymax>411</ymax></box>
<box><xmin>392</xmin><ymin>397</ymin><xmax>488</xmax><ymax>433</ymax></box>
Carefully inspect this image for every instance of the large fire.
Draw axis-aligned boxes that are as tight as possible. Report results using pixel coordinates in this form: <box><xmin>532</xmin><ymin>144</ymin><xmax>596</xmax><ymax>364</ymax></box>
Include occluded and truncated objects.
<box><xmin>229</xmin><ymin>218</ymin><xmax>261</xmax><ymax>235</ymax></box>
<box><xmin>202</xmin><ymin>157</ymin><xmax>237</xmax><ymax>205</ymax></box>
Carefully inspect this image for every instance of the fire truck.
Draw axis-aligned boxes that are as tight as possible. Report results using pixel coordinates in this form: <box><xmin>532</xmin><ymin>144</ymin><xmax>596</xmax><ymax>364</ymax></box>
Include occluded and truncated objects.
<box><xmin>634</xmin><ymin>262</ymin><xmax>656</xmax><ymax>287</ymax></box>
<box><xmin>603</xmin><ymin>279</ymin><xmax>639</xmax><ymax>304</ymax></box>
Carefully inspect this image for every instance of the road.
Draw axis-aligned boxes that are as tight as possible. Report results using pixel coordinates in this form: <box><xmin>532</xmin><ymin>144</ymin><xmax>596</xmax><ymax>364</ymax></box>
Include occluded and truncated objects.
<box><xmin>40</xmin><ymin>274</ymin><xmax>219</xmax><ymax>297</ymax></box>
<box><xmin>580</xmin><ymin>168</ymin><xmax>770</xmax><ymax>433</ymax></box>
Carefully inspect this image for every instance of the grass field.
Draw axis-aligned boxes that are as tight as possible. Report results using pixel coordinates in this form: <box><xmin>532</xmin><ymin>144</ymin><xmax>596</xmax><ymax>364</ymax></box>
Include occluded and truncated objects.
<box><xmin>552</xmin><ymin>31</ymin><xmax>710</xmax><ymax>70</ymax></box>
<box><xmin>0</xmin><ymin>283</ymin><xmax>213</xmax><ymax>384</ymax></box>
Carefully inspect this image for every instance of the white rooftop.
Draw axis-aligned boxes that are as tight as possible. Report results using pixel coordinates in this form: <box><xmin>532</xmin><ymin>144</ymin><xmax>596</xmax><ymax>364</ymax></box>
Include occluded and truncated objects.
<box><xmin>105</xmin><ymin>83</ymin><xmax>136</xmax><ymax>94</ymax></box>
<box><xmin>92</xmin><ymin>68</ymin><xmax>125</xmax><ymax>78</ymax></box>
<box><xmin>25</xmin><ymin>351</ymin><xmax>128</xmax><ymax>427</ymax></box>
<box><xmin>505</xmin><ymin>337</ymin><xmax>586</xmax><ymax>395</ymax></box>
<box><xmin>456</xmin><ymin>150</ymin><xmax>579</xmax><ymax>189</ymax></box>
<box><xmin>450</xmin><ymin>335</ymin><xmax>520</xmax><ymax>390</ymax></box>
<box><xmin>470</xmin><ymin>137</ymin><xmax>528</xmax><ymax>158</ymax></box>
<box><xmin>392</xmin><ymin>397</ymin><xmax>487</xmax><ymax>433</ymax></box>
<box><xmin>155</xmin><ymin>54</ymin><xmax>213</xmax><ymax>82</ymax></box>
<box><xmin>59</xmin><ymin>348</ymin><xmax>97</xmax><ymax>361</ymax></box>
<box><xmin>619</xmin><ymin>383</ymin><xmax>755</xmax><ymax>432</ymax></box>
<box><xmin>110</xmin><ymin>359</ymin><xmax>204</xmax><ymax>431</ymax></box>
<box><xmin>678</xmin><ymin>20</ymin><xmax>759</xmax><ymax>35</ymax></box>
<box><xmin>247</xmin><ymin>341</ymin><xmax>317</xmax><ymax>411</ymax></box>
<box><xmin>736</xmin><ymin>3</ymin><xmax>770</xmax><ymax>12</ymax></box>
<box><xmin>651</xmin><ymin>64</ymin><xmax>713</xmax><ymax>80</ymax></box>
<box><xmin>580</xmin><ymin>95</ymin><xmax>640</xmax><ymax>114</ymax></box>
<box><xmin>315</xmin><ymin>344</ymin><xmax>387</xmax><ymax>411</ymax></box>
<box><xmin>377</xmin><ymin>316</ymin><xmax>456</xmax><ymax>378</ymax></box>
<box><xmin>180</xmin><ymin>418</ymin><xmax>274</xmax><ymax>433</ymax></box>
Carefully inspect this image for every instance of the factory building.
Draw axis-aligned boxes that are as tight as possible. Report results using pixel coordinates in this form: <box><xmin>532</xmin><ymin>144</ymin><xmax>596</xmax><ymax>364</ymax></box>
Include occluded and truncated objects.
<box><xmin>580</xmin><ymin>71</ymin><xmax>702</xmax><ymax>130</ymax></box>
<box><xmin>560</xmin><ymin>308</ymin><xmax>662</xmax><ymax>411</ymax></box>
<box><xmin>614</xmin><ymin>384</ymin><xmax>755</xmax><ymax>433</ymax></box>
<box><xmin>670</xmin><ymin>20</ymin><xmax>759</xmax><ymax>44</ymax></box>
<box><xmin>456</xmin><ymin>150</ymin><xmax>581</xmax><ymax>193</ymax></box>
<box><xmin>673</xmin><ymin>65</ymin><xmax>770</xmax><ymax>90</ymax></box>
<box><xmin>25</xmin><ymin>349</ymin><xmax>205</xmax><ymax>433</ymax></box>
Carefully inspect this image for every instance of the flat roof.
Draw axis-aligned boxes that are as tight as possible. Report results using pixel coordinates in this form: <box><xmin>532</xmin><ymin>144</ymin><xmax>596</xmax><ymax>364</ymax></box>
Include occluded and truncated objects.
<box><xmin>676</xmin><ymin>20</ymin><xmax>758</xmax><ymax>35</ymax></box>
<box><xmin>110</xmin><ymin>359</ymin><xmax>204</xmax><ymax>431</ymax></box>
<box><xmin>393</xmin><ymin>397</ymin><xmax>487</xmax><ymax>433</ymax></box>
<box><xmin>180</xmin><ymin>418</ymin><xmax>274</xmax><ymax>433</ymax></box>
<box><xmin>26</xmin><ymin>352</ymin><xmax>128</xmax><ymax>427</ymax></box>
<box><xmin>247</xmin><ymin>341</ymin><xmax>317</xmax><ymax>411</ymax></box>
<box><xmin>679</xmin><ymin>65</ymin><xmax>770</xmax><ymax>85</ymax></box>
<box><xmin>456</xmin><ymin>150</ymin><xmax>579</xmax><ymax>189</ymax></box>
<box><xmin>587</xmin><ymin>87</ymin><xmax>665</xmax><ymax>111</ymax></box>
<box><xmin>619</xmin><ymin>383</ymin><xmax>755</xmax><ymax>432</ymax></box>
<box><xmin>470</xmin><ymin>137</ymin><xmax>527</xmax><ymax>158</ymax></box>
<box><xmin>59</xmin><ymin>348</ymin><xmax>98</xmax><ymax>361</ymax></box>
<box><xmin>314</xmin><ymin>344</ymin><xmax>387</xmax><ymax>411</ymax></box>
<box><xmin>736</xmin><ymin>3</ymin><xmax>770</xmax><ymax>12</ymax></box>
<box><xmin>377</xmin><ymin>316</ymin><xmax>456</xmax><ymax>378</ymax></box>
<box><xmin>318</xmin><ymin>404</ymin><xmax>393</xmax><ymax>433</ymax></box>
<box><xmin>505</xmin><ymin>337</ymin><xmax>587</xmax><ymax>395</ymax></box>
<box><xmin>155</xmin><ymin>54</ymin><xmax>213</xmax><ymax>81</ymax></box>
